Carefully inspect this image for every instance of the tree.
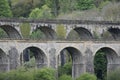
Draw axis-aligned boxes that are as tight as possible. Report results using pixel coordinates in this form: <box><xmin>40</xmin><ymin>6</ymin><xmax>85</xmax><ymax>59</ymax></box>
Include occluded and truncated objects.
<box><xmin>45</xmin><ymin>0</ymin><xmax>59</xmax><ymax>16</ymax></box>
<box><xmin>11</xmin><ymin>0</ymin><xmax>45</xmax><ymax>17</ymax></box>
<box><xmin>94</xmin><ymin>51</ymin><xmax>107</xmax><ymax>80</ymax></box>
<box><xmin>29</xmin><ymin>5</ymin><xmax>53</xmax><ymax>19</ymax></box>
<box><xmin>59</xmin><ymin>0</ymin><xmax>77</xmax><ymax>13</ymax></box>
<box><xmin>11</xmin><ymin>1</ymin><xmax>33</xmax><ymax>17</ymax></box>
<box><xmin>76</xmin><ymin>0</ymin><xmax>95</xmax><ymax>10</ymax></box>
<box><xmin>0</xmin><ymin>0</ymin><xmax>12</xmax><ymax>17</ymax></box>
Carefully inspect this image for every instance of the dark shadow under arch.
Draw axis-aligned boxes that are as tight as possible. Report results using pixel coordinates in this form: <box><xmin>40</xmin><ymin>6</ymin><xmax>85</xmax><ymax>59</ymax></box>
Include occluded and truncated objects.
<box><xmin>58</xmin><ymin>47</ymin><xmax>84</xmax><ymax>78</ymax></box>
<box><xmin>0</xmin><ymin>49</ymin><xmax>8</xmax><ymax>72</ymax></box>
<box><xmin>0</xmin><ymin>25</ymin><xmax>22</xmax><ymax>39</ymax></box>
<box><xmin>32</xmin><ymin>26</ymin><xmax>57</xmax><ymax>40</ymax></box>
<box><xmin>108</xmin><ymin>27</ymin><xmax>120</xmax><ymax>40</ymax></box>
<box><xmin>94</xmin><ymin>47</ymin><xmax>119</xmax><ymax>80</ymax></box>
<box><xmin>21</xmin><ymin>46</ymin><xmax>47</xmax><ymax>68</ymax></box>
<box><xmin>67</xmin><ymin>27</ymin><xmax>93</xmax><ymax>40</ymax></box>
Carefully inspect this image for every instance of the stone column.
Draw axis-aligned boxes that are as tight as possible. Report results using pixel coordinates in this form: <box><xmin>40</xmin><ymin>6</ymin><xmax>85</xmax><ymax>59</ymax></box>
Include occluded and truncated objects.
<box><xmin>107</xmin><ymin>57</ymin><xmax>120</xmax><ymax>73</ymax></box>
<box><xmin>49</xmin><ymin>48</ymin><xmax>56</xmax><ymax>69</ymax></box>
<box><xmin>9</xmin><ymin>47</ymin><xmax>20</xmax><ymax>70</ymax></box>
<box><xmin>72</xmin><ymin>62</ymin><xmax>85</xmax><ymax>79</ymax></box>
<box><xmin>72</xmin><ymin>53</ymin><xmax>86</xmax><ymax>79</ymax></box>
<box><xmin>85</xmin><ymin>48</ymin><xmax>94</xmax><ymax>74</ymax></box>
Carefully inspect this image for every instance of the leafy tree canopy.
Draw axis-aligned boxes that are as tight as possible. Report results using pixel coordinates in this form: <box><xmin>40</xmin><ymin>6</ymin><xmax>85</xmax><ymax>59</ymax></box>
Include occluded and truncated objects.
<box><xmin>0</xmin><ymin>0</ymin><xmax>12</xmax><ymax>17</ymax></box>
<box><xmin>77</xmin><ymin>0</ymin><xmax>95</xmax><ymax>10</ymax></box>
<box><xmin>29</xmin><ymin>5</ymin><xmax>52</xmax><ymax>19</ymax></box>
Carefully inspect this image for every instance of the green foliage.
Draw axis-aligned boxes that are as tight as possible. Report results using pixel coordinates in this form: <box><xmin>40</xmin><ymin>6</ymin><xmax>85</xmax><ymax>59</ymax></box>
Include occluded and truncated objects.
<box><xmin>20</xmin><ymin>23</ymin><xmax>30</xmax><ymax>38</ymax></box>
<box><xmin>29</xmin><ymin>5</ymin><xmax>53</xmax><ymax>19</ymax></box>
<box><xmin>93</xmin><ymin>31</ymin><xmax>100</xmax><ymax>39</ymax></box>
<box><xmin>24</xmin><ymin>57</ymin><xmax>36</xmax><ymax>69</ymax></box>
<box><xmin>107</xmin><ymin>69</ymin><xmax>120</xmax><ymax>80</ymax></box>
<box><xmin>76</xmin><ymin>73</ymin><xmax>97</xmax><ymax>80</ymax></box>
<box><xmin>94</xmin><ymin>51</ymin><xmax>107</xmax><ymax>80</ymax></box>
<box><xmin>58</xmin><ymin>74</ymin><xmax>72</xmax><ymax>80</ymax></box>
<box><xmin>0</xmin><ymin>73</ymin><xmax>6</xmax><ymax>80</ymax></box>
<box><xmin>45</xmin><ymin>0</ymin><xmax>59</xmax><ymax>16</ymax></box>
<box><xmin>0</xmin><ymin>67</ymin><xmax>56</xmax><ymax>80</ymax></box>
<box><xmin>11</xmin><ymin>0</ymin><xmax>37</xmax><ymax>17</ymax></box>
<box><xmin>30</xmin><ymin>30</ymin><xmax>45</xmax><ymax>40</ymax></box>
<box><xmin>34</xmin><ymin>67</ymin><xmax>56</xmax><ymax>80</ymax></box>
<box><xmin>0</xmin><ymin>0</ymin><xmax>12</xmax><ymax>17</ymax></box>
<box><xmin>76</xmin><ymin>0</ymin><xmax>95</xmax><ymax>10</ymax></box>
<box><xmin>4</xmin><ymin>69</ymin><xmax>34</xmax><ymax>80</ymax></box>
<box><xmin>0</xmin><ymin>28</ymin><xmax>8</xmax><ymax>38</ymax></box>
<box><xmin>56</xmin><ymin>24</ymin><xmax>66</xmax><ymax>39</ymax></box>
<box><xmin>58</xmin><ymin>62</ymin><xmax>72</xmax><ymax>76</ymax></box>
<box><xmin>98</xmin><ymin>1</ymin><xmax>110</xmax><ymax>9</ymax></box>
<box><xmin>59</xmin><ymin>0</ymin><xmax>77</xmax><ymax>13</ymax></box>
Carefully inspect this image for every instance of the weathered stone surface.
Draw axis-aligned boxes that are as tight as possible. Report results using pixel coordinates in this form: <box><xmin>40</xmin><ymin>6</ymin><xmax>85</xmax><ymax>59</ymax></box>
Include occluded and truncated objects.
<box><xmin>9</xmin><ymin>47</ymin><xmax>19</xmax><ymax>70</ymax></box>
<box><xmin>49</xmin><ymin>48</ymin><xmax>56</xmax><ymax>68</ymax></box>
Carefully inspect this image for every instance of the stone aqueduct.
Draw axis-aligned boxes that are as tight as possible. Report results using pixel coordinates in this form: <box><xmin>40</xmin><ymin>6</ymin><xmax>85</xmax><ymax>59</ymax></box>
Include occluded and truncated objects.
<box><xmin>0</xmin><ymin>19</ymin><xmax>120</xmax><ymax>78</ymax></box>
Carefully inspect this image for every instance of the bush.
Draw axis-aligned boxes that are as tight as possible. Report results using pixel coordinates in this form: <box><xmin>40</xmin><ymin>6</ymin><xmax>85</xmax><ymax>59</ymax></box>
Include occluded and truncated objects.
<box><xmin>58</xmin><ymin>62</ymin><xmax>72</xmax><ymax>76</ymax></box>
<box><xmin>107</xmin><ymin>69</ymin><xmax>120</xmax><ymax>80</ymax></box>
<box><xmin>5</xmin><ymin>69</ymin><xmax>34</xmax><ymax>80</ymax></box>
<box><xmin>58</xmin><ymin>74</ymin><xmax>72</xmax><ymax>80</ymax></box>
<box><xmin>76</xmin><ymin>73</ymin><xmax>97</xmax><ymax>80</ymax></box>
<box><xmin>34</xmin><ymin>67</ymin><xmax>56</xmax><ymax>80</ymax></box>
<box><xmin>0</xmin><ymin>73</ymin><xmax>6</xmax><ymax>80</ymax></box>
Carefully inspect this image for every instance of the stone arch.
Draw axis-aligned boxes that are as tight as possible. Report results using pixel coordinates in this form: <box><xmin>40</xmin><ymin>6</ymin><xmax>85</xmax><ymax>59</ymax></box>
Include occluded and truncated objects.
<box><xmin>108</xmin><ymin>27</ymin><xmax>120</xmax><ymax>40</ymax></box>
<box><xmin>57</xmin><ymin>47</ymin><xmax>84</xmax><ymax>78</ymax></box>
<box><xmin>20</xmin><ymin>46</ymin><xmax>48</xmax><ymax>68</ymax></box>
<box><xmin>0</xmin><ymin>48</ymin><xmax>8</xmax><ymax>72</ymax></box>
<box><xmin>67</xmin><ymin>27</ymin><xmax>93</xmax><ymax>40</ymax></box>
<box><xmin>94</xmin><ymin>47</ymin><xmax>120</xmax><ymax>79</ymax></box>
<box><xmin>0</xmin><ymin>25</ymin><xmax>22</xmax><ymax>39</ymax></box>
<box><xmin>32</xmin><ymin>26</ymin><xmax>57</xmax><ymax>40</ymax></box>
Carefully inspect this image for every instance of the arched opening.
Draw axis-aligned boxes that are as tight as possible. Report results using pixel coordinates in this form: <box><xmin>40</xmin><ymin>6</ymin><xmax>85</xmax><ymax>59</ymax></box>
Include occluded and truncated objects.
<box><xmin>58</xmin><ymin>47</ymin><xmax>84</xmax><ymax>78</ymax></box>
<box><xmin>0</xmin><ymin>49</ymin><xmax>8</xmax><ymax>72</ymax></box>
<box><xmin>67</xmin><ymin>27</ymin><xmax>93</xmax><ymax>40</ymax></box>
<box><xmin>20</xmin><ymin>47</ymin><xmax>47</xmax><ymax>68</ymax></box>
<box><xmin>94</xmin><ymin>47</ymin><xmax>119</xmax><ymax>80</ymax></box>
<box><xmin>108</xmin><ymin>27</ymin><xmax>120</xmax><ymax>40</ymax></box>
<box><xmin>30</xmin><ymin>27</ymin><xmax>57</xmax><ymax>40</ymax></box>
<box><xmin>0</xmin><ymin>25</ymin><xmax>22</xmax><ymax>39</ymax></box>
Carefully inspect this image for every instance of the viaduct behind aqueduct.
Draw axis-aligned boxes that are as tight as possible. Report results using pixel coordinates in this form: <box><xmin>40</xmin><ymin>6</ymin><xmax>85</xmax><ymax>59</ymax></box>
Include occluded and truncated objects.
<box><xmin>0</xmin><ymin>19</ymin><xmax>120</xmax><ymax>78</ymax></box>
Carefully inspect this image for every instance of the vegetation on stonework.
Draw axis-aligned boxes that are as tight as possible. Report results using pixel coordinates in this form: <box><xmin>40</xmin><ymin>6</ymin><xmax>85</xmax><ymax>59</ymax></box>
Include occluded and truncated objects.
<box><xmin>56</xmin><ymin>24</ymin><xmax>66</xmax><ymax>39</ymax></box>
<box><xmin>20</xmin><ymin>23</ymin><xmax>30</xmax><ymax>39</ymax></box>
